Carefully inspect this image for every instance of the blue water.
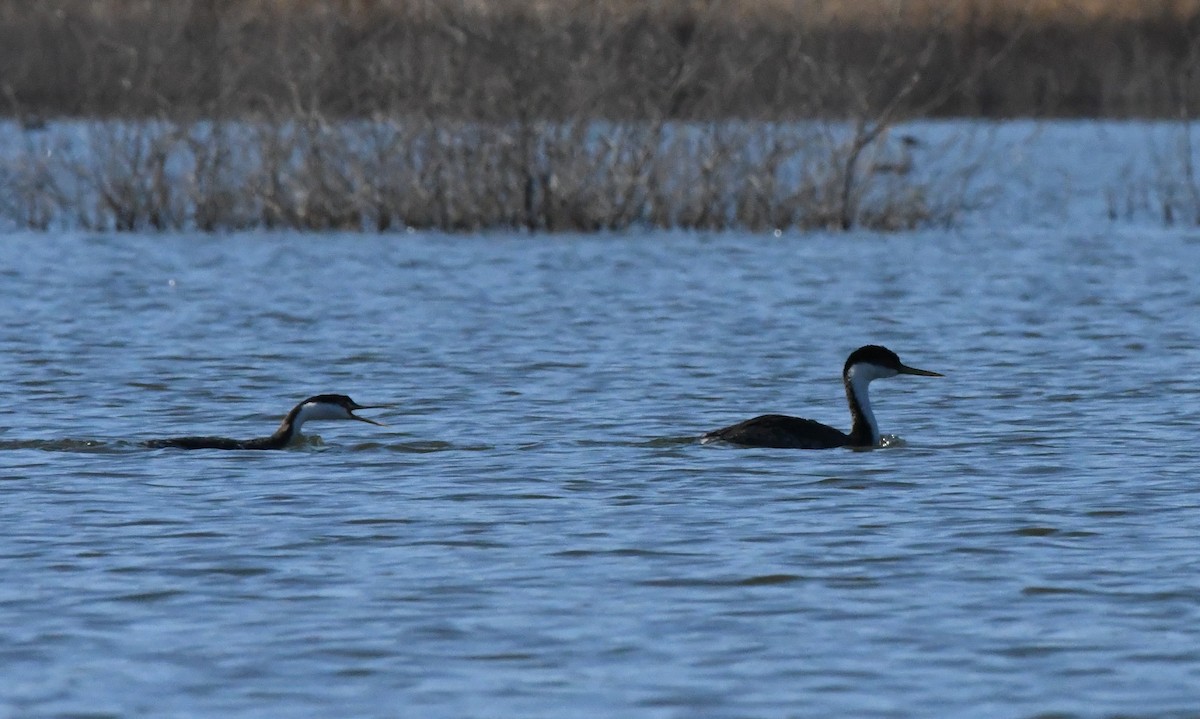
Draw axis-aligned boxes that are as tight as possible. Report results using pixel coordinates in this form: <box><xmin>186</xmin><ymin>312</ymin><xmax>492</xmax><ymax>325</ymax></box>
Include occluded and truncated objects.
<box><xmin>2</xmin><ymin>228</ymin><xmax>1200</xmax><ymax>718</ymax></box>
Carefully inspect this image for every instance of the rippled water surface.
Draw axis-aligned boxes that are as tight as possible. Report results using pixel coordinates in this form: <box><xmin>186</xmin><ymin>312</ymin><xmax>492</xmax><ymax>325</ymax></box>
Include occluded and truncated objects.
<box><xmin>2</xmin><ymin>227</ymin><xmax>1200</xmax><ymax>718</ymax></box>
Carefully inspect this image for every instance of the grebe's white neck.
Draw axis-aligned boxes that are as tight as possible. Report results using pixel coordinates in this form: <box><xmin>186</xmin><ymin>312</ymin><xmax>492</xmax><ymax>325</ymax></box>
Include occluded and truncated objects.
<box><xmin>845</xmin><ymin>362</ymin><xmax>899</xmax><ymax>446</ymax></box>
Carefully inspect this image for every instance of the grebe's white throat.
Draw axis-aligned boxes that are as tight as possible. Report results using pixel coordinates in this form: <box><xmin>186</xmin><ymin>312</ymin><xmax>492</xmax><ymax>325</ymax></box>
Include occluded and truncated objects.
<box><xmin>845</xmin><ymin>361</ymin><xmax>898</xmax><ymax>446</ymax></box>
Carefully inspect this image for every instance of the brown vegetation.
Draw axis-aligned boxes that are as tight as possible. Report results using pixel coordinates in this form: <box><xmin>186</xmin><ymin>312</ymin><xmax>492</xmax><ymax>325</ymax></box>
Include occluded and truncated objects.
<box><xmin>1</xmin><ymin>119</ymin><xmax>978</xmax><ymax>232</ymax></box>
<box><xmin>2</xmin><ymin>0</ymin><xmax>1197</xmax><ymax>233</ymax></box>
<box><xmin>3</xmin><ymin>0</ymin><xmax>1200</xmax><ymax>121</ymax></box>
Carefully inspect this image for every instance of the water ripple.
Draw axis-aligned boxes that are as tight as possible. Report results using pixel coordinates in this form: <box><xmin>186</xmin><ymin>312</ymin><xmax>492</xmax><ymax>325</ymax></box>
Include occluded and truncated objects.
<box><xmin>2</xmin><ymin>228</ymin><xmax>1200</xmax><ymax>717</ymax></box>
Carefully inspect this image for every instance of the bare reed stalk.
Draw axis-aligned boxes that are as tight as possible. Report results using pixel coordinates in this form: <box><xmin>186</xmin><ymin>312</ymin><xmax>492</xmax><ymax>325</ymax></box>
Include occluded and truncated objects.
<box><xmin>1112</xmin><ymin>24</ymin><xmax>1200</xmax><ymax>227</ymax></box>
<box><xmin>1176</xmin><ymin>34</ymin><xmax>1200</xmax><ymax>224</ymax></box>
<box><xmin>0</xmin><ymin>131</ymin><xmax>67</xmax><ymax>230</ymax></box>
<box><xmin>70</xmin><ymin>122</ymin><xmax>188</xmax><ymax>231</ymax></box>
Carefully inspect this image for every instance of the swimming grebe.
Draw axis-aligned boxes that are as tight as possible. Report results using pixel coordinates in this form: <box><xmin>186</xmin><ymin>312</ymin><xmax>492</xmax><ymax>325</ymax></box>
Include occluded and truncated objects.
<box><xmin>702</xmin><ymin>345</ymin><xmax>941</xmax><ymax>449</ymax></box>
<box><xmin>145</xmin><ymin>394</ymin><xmax>385</xmax><ymax>450</ymax></box>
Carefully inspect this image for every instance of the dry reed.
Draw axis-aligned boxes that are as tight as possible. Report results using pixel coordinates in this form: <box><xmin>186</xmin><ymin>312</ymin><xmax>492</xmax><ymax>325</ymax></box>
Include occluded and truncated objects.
<box><xmin>1</xmin><ymin>117</ymin><xmax>982</xmax><ymax>233</ymax></box>
<box><xmin>3</xmin><ymin>0</ymin><xmax>1200</xmax><ymax>121</ymax></box>
<box><xmin>3</xmin><ymin>0</ymin><xmax>1196</xmax><ymax>233</ymax></box>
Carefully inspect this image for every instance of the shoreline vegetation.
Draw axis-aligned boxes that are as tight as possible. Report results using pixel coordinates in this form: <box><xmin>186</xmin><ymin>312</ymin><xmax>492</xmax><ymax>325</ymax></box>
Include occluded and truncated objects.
<box><xmin>3</xmin><ymin>0</ymin><xmax>1200</xmax><ymax>233</ymax></box>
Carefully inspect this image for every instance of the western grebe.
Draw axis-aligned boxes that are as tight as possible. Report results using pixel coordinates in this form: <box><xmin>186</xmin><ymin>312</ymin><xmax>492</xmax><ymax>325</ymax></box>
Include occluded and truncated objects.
<box><xmin>702</xmin><ymin>345</ymin><xmax>941</xmax><ymax>449</ymax></box>
<box><xmin>145</xmin><ymin>394</ymin><xmax>385</xmax><ymax>450</ymax></box>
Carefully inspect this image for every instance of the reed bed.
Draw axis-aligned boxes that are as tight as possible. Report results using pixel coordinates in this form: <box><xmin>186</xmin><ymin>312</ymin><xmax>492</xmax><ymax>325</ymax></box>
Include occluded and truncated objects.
<box><xmin>4</xmin><ymin>0</ymin><xmax>1200</xmax><ymax>121</ymax></box>
<box><xmin>2</xmin><ymin>0</ymin><xmax>1196</xmax><ymax>232</ymax></box>
<box><xmin>0</xmin><ymin>117</ymin><xmax>977</xmax><ymax>232</ymax></box>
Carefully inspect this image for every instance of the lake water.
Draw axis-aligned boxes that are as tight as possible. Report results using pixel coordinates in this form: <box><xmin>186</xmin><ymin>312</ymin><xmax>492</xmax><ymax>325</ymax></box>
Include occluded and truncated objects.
<box><xmin>2</xmin><ymin>221</ymin><xmax>1200</xmax><ymax>716</ymax></box>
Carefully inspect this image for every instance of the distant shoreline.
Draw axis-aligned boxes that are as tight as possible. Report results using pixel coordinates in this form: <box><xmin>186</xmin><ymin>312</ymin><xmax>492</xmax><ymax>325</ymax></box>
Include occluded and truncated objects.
<box><xmin>3</xmin><ymin>0</ymin><xmax>1200</xmax><ymax>121</ymax></box>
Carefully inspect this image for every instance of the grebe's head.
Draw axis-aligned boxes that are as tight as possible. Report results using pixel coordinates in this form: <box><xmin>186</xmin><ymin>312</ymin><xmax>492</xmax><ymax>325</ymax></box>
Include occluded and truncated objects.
<box><xmin>295</xmin><ymin>394</ymin><xmax>387</xmax><ymax>426</ymax></box>
<box><xmin>844</xmin><ymin>345</ymin><xmax>942</xmax><ymax>383</ymax></box>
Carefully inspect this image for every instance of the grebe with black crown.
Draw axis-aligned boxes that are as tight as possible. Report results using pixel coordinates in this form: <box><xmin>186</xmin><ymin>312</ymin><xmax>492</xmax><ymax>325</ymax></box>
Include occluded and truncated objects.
<box><xmin>702</xmin><ymin>345</ymin><xmax>942</xmax><ymax>449</ymax></box>
<box><xmin>145</xmin><ymin>394</ymin><xmax>385</xmax><ymax>450</ymax></box>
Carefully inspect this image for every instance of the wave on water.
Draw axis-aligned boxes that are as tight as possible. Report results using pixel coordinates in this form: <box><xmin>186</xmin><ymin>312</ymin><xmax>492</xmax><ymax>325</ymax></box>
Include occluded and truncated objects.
<box><xmin>0</xmin><ymin>438</ymin><xmax>119</xmax><ymax>453</ymax></box>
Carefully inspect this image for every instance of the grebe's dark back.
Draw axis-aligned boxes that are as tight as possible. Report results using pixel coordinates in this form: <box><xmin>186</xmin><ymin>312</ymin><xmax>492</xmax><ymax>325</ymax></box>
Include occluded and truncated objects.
<box><xmin>146</xmin><ymin>394</ymin><xmax>385</xmax><ymax>450</ymax></box>
<box><xmin>702</xmin><ymin>345</ymin><xmax>941</xmax><ymax>449</ymax></box>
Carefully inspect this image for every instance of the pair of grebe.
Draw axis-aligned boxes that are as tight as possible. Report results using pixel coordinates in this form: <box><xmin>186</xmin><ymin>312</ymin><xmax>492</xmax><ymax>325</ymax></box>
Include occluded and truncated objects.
<box><xmin>147</xmin><ymin>345</ymin><xmax>939</xmax><ymax>451</ymax></box>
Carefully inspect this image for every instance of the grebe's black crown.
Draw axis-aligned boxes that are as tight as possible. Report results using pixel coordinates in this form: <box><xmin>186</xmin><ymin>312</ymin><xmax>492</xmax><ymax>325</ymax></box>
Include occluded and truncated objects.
<box><xmin>843</xmin><ymin>345</ymin><xmax>902</xmax><ymax>373</ymax></box>
<box><xmin>302</xmin><ymin>394</ymin><xmax>363</xmax><ymax>409</ymax></box>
